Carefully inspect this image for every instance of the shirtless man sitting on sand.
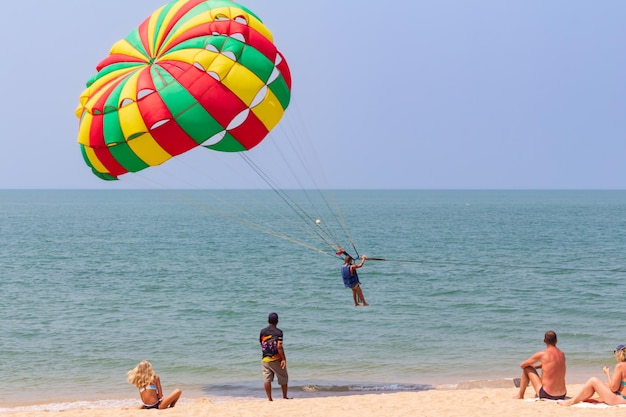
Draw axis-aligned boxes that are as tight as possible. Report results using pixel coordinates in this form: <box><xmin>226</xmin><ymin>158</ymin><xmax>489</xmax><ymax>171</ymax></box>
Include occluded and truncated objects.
<box><xmin>514</xmin><ymin>330</ymin><xmax>567</xmax><ymax>400</ymax></box>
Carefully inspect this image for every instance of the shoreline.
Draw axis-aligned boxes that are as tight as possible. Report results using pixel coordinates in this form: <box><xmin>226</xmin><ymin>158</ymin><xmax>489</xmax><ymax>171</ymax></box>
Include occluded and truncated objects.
<box><xmin>1</xmin><ymin>368</ymin><xmax>599</xmax><ymax>410</ymax></box>
<box><xmin>5</xmin><ymin>383</ymin><xmax>626</xmax><ymax>417</ymax></box>
<box><xmin>0</xmin><ymin>376</ymin><xmax>590</xmax><ymax>413</ymax></box>
<box><xmin>0</xmin><ymin>378</ymin><xmax>509</xmax><ymax>411</ymax></box>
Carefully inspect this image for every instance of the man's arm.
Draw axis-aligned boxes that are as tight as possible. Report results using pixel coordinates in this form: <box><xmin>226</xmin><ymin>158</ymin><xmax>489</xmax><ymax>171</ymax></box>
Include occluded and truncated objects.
<box><xmin>354</xmin><ymin>256</ymin><xmax>366</xmax><ymax>270</ymax></box>
<box><xmin>278</xmin><ymin>344</ymin><xmax>286</xmax><ymax>369</ymax></box>
<box><xmin>519</xmin><ymin>351</ymin><xmax>543</xmax><ymax>369</ymax></box>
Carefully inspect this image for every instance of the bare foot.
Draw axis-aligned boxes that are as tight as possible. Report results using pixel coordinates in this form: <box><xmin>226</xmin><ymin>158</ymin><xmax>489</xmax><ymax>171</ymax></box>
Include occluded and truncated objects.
<box><xmin>556</xmin><ymin>400</ymin><xmax>572</xmax><ymax>406</ymax></box>
<box><xmin>362</xmin><ymin>302</ymin><xmax>369</xmax><ymax>306</ymax></box>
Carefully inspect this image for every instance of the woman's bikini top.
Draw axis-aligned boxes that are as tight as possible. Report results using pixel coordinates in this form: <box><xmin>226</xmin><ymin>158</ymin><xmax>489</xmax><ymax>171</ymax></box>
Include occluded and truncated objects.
<box><xmin>613</xmin><ymin>381</ymin><xmax>626</xmax><ymax>398</ymax></box>
<box><xmin>139</xmin><ymin>384</ymin><xmax>157</xmax><ymax>392</ymax></box>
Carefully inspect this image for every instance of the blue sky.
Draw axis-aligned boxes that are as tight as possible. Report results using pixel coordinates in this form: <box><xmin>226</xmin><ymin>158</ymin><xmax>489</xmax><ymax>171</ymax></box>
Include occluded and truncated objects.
<box><xmin>0</xmin><ymin>0</ymin><xmax>623</xmax><ymax>189</ymax></box>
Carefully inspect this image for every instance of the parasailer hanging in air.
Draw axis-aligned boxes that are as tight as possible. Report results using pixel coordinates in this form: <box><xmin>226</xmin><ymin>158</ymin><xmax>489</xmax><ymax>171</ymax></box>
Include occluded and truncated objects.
<box><xmin>75</xmin><ymin>0</ymin><xmax>375</xmax><ymax>302</ymax></box>
<box><xmin>75</xmin><ymin>0</ymin><xmax>291</xmax><ymax>180</ymax></box>
<box><xmin>340</xmin><ymin>250</ymin><xmax>368</xmax><ymax>307</ymax></box>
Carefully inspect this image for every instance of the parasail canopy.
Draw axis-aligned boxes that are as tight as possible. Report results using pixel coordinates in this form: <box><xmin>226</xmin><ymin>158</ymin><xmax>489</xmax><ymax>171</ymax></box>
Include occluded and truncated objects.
<box><xmin>76</xmin><ymin>0</ymin><xmax>291</xmax><ymax>180</ymax></box>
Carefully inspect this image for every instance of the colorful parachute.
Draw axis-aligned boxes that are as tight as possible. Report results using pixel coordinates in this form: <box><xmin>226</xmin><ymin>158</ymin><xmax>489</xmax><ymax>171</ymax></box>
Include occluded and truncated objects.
<box><xmin>76</xmin><ymin>0</ymin><xmax>291</xmax><ymax>180</ymax></box>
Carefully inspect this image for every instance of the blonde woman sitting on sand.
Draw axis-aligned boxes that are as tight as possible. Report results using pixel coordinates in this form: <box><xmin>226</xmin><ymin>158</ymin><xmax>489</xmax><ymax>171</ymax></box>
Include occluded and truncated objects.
<box><xmin>127</xmin><ymin>360</ymin><xmax>182</xmax><ymax>409</ymax></box>
<box><xmin>558</xmin><ymin>344</ymin><xmax>626</xmax><ymax>406</ymax></box>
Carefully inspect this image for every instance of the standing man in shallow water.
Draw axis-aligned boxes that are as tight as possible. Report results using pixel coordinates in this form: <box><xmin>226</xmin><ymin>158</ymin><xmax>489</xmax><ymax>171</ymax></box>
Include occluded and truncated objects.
<box><xmin>260</xmin><ymin>312</ymin><xmax>289</xmax><ymax>401</ymax></box>
<box><xmin>514</xmin><ymin>330</ymin><xmax>567</xmax><ymax>400</ymax></box>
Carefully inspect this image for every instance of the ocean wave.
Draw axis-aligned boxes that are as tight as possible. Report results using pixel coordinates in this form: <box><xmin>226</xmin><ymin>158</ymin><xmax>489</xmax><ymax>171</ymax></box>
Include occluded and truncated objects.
<box><xmin>0</xmin><ymin>398</ymin><xmax>196</xmax><ymax>413</ymax></box>
<box><xmin>0</xmin><ymin>399</ymin><xmax>137</xmax><ymax>413</ymax></box>
<box><xmin>300</xmin><ymin>383</ymin><xmax>433</xmax><ymax>393</ymax></box>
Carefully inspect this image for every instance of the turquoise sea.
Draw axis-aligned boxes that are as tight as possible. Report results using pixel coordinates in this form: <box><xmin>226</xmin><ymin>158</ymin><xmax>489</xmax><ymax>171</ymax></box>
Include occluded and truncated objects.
<box><xmin>2</xmin><ymin>190</ymin><xmax>626</xmax><ymax>411</ymax></box>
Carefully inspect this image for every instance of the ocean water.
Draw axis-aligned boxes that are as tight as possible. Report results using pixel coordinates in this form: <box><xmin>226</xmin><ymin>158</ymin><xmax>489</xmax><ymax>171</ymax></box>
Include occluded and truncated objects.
<box><xmin>2</xmin><ymin>190</ymin><xmax>626</xmax><ymax>411</ymax></box>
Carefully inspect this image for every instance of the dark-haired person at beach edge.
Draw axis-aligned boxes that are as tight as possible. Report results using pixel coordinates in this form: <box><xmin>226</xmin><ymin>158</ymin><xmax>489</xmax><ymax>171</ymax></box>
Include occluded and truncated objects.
<box><xmin>260</xmin><ymin>312</ymin><xmax>289</xmax><ymax>401</ymax></box>
<box><xmin>514</xmin><ymin>330</ymin><xmax>567</xmax><ymax>400</ymax></box>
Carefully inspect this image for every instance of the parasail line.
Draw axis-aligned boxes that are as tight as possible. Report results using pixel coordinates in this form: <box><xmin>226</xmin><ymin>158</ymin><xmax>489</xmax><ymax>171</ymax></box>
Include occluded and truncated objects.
<box><xmin>358</xmin><ymin>256</ymin><xmax>626</xmax><ymax>273</ymax></box>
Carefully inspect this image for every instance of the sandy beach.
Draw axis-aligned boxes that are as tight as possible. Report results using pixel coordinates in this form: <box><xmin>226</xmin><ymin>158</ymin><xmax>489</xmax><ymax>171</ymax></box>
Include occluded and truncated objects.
<box><xmin>5</xmin><ymin>383</ymin><xmax>626</xmax><ymax>417</ymax></box>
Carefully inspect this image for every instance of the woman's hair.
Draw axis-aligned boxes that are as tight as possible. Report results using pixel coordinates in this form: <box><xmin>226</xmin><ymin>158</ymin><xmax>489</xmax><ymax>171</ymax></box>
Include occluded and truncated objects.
<box><xmin>127</xmin><ymin>360</ymin><xmax>155</xmax><ymax>388</ymax></box>
<box><xmin>617</xmin><ymin>348</ymin><xmax>626</xmax><ymax>362</ymax></box>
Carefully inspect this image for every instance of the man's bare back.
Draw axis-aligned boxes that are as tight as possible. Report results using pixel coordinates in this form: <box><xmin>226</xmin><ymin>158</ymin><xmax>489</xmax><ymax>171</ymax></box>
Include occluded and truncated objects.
<box><xmin>515</xmin><ymin>331</ymin><xmax>567</xmax><ymax>399</ymax></box>
<box><xmin>535</xmin><ymin>345</ymin><xmax>567</xmax><ymax>396</ymax></box>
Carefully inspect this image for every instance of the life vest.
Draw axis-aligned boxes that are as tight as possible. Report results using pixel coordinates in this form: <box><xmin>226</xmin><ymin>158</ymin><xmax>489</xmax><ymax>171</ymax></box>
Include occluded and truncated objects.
<box><xmin>342</xmin><ymin>265</ymin><xmax>359</xmax><ymax>288</ymax></box>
